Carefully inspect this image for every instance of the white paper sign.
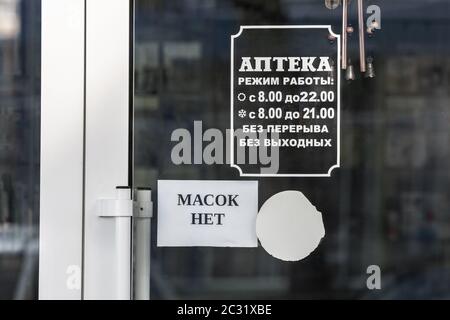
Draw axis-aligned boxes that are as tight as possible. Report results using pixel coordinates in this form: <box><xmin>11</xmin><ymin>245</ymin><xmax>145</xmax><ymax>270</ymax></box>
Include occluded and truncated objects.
<box><xmin>157</xmin><ymin>180</ymin><xmax>258</xmax><ymax>247</ymax></box>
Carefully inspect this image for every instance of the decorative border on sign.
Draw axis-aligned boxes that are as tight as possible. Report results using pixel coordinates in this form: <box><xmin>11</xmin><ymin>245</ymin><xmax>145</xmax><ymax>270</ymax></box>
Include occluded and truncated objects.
<box><xmin>230</xmin><ymin>25</ymin><xmax>341</xmax><ymax>177</ymax></box>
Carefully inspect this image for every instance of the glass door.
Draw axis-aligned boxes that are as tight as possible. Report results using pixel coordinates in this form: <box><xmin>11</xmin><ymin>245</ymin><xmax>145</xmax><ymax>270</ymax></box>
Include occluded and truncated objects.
<box><xmin>13</xmin><ymin>0</ymin><xmax>450</xmax><ymax>300</ymax></box>
<box><xmin>133</xmin><ymin>0</ymin><xmax>450</xmax><ymax>299</ymax></box>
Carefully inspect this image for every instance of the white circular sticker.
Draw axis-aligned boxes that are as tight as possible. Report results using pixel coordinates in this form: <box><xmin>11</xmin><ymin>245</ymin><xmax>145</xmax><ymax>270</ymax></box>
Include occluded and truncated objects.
<box><xmin>256</xmin><ymin>191</ymin><xmax>325</xmax><ymax>262</ymax></box>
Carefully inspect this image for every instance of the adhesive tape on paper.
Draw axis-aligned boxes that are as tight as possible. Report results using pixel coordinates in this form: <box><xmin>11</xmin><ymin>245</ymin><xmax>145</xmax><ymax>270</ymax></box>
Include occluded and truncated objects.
<box><xmin>256</xmin><ymin>191</ymin><xmax>325</xmax><ymax>262</ymax></box>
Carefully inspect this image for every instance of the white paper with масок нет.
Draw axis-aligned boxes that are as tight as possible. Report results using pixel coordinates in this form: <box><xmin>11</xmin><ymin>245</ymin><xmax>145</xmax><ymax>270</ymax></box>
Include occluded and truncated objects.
<box><xmin>157</xmin><ymin>180</ymin><xmax>258</xmax><ymax>247</ymax></box>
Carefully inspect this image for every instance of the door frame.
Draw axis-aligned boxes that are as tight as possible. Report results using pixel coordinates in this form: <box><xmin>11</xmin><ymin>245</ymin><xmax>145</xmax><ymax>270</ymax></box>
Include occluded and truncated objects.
<box><xmin>39</xmin><ymin>0</ymin><xmax>134</xmax><ymax>300</ymax></box>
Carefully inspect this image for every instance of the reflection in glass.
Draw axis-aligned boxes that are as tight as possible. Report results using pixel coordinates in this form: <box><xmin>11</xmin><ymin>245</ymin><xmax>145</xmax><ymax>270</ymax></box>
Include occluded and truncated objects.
<box><xmin>325</xmin><ymin>0</ymin><xmax>341</xmax><ymax>10</ymax></box>
<box><xmin>0</xmin><ymin>0</ymin><xmax>40</xmax><ymax>299</ymax></box>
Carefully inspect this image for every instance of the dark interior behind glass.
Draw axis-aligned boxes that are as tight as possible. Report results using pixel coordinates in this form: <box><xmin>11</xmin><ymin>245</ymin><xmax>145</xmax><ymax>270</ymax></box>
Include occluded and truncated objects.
<box><xmin>134</xmin><ymin>0</ymin><xmax>450</xmax><ymax>299</ymax></box>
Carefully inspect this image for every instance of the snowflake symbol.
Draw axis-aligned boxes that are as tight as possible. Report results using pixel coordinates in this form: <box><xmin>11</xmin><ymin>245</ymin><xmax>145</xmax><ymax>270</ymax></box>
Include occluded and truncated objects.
<box><xmin>238</xmin><ymin>109</ymin><xmax>247</xmax><ymax>118</ymax></box>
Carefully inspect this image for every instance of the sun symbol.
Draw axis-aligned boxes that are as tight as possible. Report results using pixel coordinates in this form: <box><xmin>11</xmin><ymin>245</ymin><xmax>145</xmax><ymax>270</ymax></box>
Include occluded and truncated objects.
<box><xmin>238</xmin><ymin>109</ymin><xmax>247</xmax><ymax>118</ymax></box>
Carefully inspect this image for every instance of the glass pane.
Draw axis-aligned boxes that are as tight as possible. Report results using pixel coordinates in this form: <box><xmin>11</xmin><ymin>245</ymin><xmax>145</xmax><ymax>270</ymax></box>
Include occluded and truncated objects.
<box><xmin>134</xmin><ymin>0</ymin><xmax>450</xmax><ymax>299</ymax></box>
<box><xmin>0</xmin><ymin>0</ymin><xmax>40</xmax><ymax>299</ymax></box>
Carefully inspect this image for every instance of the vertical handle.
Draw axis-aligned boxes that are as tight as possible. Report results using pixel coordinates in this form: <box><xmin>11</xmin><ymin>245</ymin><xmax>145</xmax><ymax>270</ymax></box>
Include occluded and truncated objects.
<box><xmin>133</xmin><ymin>188</ymin><xmax>152</xmax><ymax>300</ymax></box>
<box><xmin>115</xmin><ymin>187</ymin><xmax>132</xmax><ymax>300</ymax></box>
<box><xmin>358</xmin><ymin>0</ymin><xmax>366</xmax><ymax>72</ymax></box>
<box><xmin>342</xmin><ymin>0</ymin><xmax>348</xmax><ymax>69</ymax></box>
<box><xmin>97</xmin><ymin>186</ymin><xmax>133</xmax><ymax>299</ymax></box>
